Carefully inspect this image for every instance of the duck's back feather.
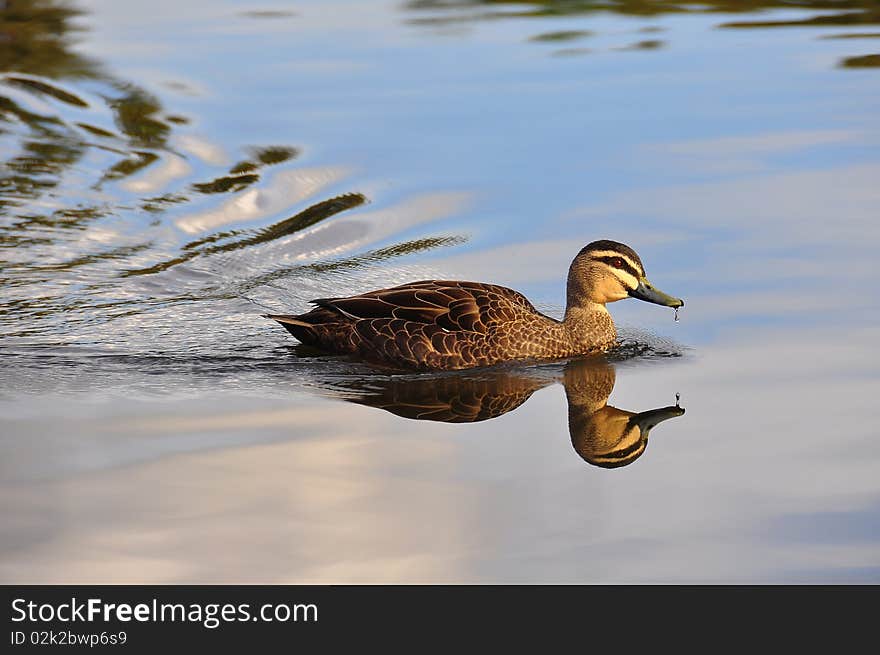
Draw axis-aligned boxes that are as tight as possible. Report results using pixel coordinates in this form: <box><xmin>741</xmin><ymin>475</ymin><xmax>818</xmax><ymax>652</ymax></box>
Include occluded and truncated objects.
<box><xmin>314</xmin><ymin>280</ymin><xmax>537</xmax><ymax>328</ymax></box>
<box><xmin>268</xmin><ymin>280</ymin><xmax>564</xmax><ymax>370</ymax></box>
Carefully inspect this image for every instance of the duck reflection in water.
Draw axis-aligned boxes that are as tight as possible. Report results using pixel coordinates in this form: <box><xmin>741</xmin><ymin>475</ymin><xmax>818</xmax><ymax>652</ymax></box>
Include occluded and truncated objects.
<box><xmin>314</xmin><ymin>356</ymin><xmax>684</xmax><ymax>469</ymax></box>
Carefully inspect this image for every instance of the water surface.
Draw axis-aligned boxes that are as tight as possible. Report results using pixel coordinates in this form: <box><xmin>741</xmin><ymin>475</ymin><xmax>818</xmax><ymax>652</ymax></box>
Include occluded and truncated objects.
<box><xmin>1</xmin><ymin>0</ymin><xmax>879</xmax><ymax>583</ymax></box>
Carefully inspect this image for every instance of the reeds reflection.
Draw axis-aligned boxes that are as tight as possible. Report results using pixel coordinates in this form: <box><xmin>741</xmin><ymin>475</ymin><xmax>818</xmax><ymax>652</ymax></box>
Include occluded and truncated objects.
<box><xmin>313</xmin><ymin>357</ymin><xmax>684</xmax><ymax>470</ymax></box>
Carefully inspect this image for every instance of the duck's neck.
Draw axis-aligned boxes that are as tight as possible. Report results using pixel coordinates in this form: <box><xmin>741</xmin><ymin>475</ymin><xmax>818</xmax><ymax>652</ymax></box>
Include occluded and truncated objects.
<box><xmin>562</xmin><ymin>302</ymin><xmax>616</xmax><ymax>352</ymax></box>
<box><xmin>563</xmin><ymin>362</ymin><xmax>615</xmax><ymax>414</ymax></box>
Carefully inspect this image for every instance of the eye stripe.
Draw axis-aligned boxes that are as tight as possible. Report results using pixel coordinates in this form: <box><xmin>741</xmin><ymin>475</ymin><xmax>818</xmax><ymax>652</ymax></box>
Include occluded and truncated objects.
<box><xmin>587</xmin><ymin>250</ymin><xmax>642</xmax><ymax>271</ymax></box>
<box><xmin>588</xmin><ymin>251</ymin><xmax>643</xmax><ymax>274</ymax></box>
<box><xmin>593</xmin><ymin>256</ymin><xmax>641</xmax><ymax>279</ymax></box>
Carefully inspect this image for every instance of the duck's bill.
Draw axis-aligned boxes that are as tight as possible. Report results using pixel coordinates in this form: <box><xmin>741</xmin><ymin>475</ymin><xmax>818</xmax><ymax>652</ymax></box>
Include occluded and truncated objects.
<box><xmin>629</xmin><ymin>277</ymin><xmax>684</xmax><ymax>308</ymax></box>
<box><xmin>632</xmin><ymin>404</ymin><xmax>686</xmax><ymax>436</ymax></box>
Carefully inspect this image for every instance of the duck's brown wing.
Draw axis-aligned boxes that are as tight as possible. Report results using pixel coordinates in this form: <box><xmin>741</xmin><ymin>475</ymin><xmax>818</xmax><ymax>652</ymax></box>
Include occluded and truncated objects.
<box><xmin>312</xmin><ymin>280</ymin><xmax>538</xmax><ymax>333</ymax></box>
<box><xmin>300</xmin><ymin>280</ymin><xmax>545</xmax><ymax>369</ymax></box>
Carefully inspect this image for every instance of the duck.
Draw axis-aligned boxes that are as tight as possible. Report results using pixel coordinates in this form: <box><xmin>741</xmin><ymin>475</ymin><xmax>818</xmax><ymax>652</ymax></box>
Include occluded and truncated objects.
<box><xmin>266</xmin><ymin>239</ymin><xmax>683</xmax><ymax>370</ymax></box>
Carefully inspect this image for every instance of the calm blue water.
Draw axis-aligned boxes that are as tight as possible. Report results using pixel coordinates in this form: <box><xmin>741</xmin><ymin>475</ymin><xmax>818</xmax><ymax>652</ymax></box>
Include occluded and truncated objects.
<box><xmin>1</xmin><ymin>0</ymin><xmax>879</xmax><ymax>582</ymax></box>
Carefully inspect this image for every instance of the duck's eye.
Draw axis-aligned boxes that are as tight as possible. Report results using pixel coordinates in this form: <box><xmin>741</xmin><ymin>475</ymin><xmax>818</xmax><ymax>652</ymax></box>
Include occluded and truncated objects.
<box><xmin>612</xmin><ymin>258</ymin><xmax>624</xmax><ymax>269</ymax></box>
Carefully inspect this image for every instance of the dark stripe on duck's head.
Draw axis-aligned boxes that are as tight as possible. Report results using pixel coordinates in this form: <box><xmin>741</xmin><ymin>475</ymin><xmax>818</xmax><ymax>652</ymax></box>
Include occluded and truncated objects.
<box><xmin>592</xmin><ymin>256</ymin><xmax>641</xmax><ymax>280</ymax></box>
<box><xmin>579</xmin><ymin>240</ymin><xmax>645</xmax><ymax>276</ymax></box>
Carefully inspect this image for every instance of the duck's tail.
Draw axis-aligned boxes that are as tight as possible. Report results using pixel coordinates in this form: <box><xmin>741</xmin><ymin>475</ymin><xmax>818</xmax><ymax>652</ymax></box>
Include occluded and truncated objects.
<box><xmin>263</xmin><ymin>314</ymin><xmax>317</xmax><ymax>342</ymax></box>
<box><xmin>263</xmin><ymin>313</ymin><xmax>311</xmax><ymax>326</ymax></box>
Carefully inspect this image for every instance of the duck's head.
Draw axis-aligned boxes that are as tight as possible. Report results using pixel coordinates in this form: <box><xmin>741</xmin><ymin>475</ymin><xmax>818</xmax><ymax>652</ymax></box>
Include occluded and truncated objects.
<box><xmin>567</xmin><ymin>239</ymin><xmax>684</xmax><ymax>309</ymax></box>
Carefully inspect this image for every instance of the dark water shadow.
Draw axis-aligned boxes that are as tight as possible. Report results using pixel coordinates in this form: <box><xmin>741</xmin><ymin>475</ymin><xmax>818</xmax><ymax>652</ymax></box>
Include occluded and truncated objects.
<box><xmin>406</xmin><ymin>0</ymin><xmax>880</xmax><ymax>24</ymax></box>
<box><xmin>300</xmin><ymin>355</ymin><xmax>685</xmax><ymax>470</ymax></box>
<box><xmin>838</xmin><ymin>54</ymin><xmax>880</xmax><ymax>67</ymax></box>
<box><xmin>120</xmin><ymin>193</ymin><xmax>369</xmax><ymax>277</ymax></box>
<box><xmin>404</xmin><ymin>0</ymin><xmax>880</xmax><ymax>67</ymax></box>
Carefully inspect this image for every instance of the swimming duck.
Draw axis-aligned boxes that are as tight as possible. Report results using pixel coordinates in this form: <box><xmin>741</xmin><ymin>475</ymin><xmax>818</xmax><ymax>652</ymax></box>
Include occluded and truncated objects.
<box><xmin>266</xmin><ymin>239</ymin><xmax>683</xmax><ymax>370</ymax></box>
